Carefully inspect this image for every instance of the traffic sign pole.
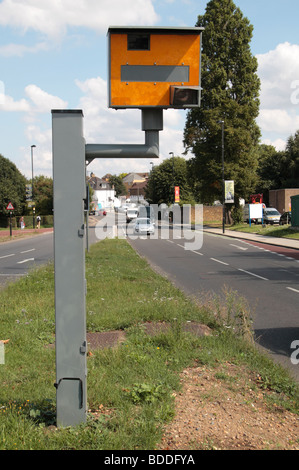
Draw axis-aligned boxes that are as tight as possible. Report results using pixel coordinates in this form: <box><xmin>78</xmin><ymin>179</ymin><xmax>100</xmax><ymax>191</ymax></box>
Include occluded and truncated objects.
<box><xmin>6</xmin><ymin>203</ymin><xmax>14</xmax><ymax>237</ymax></box>
<box><xmin>9</xmin><ymin>212</ymin><xmax>12</xmax><ymax>237</ymax></box>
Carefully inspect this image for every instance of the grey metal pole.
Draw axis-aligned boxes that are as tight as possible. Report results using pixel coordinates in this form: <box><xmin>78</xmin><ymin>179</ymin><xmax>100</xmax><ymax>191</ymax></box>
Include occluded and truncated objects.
<box><xmin>52</xmin><ymin>110</ymin><xmax>87</xmax><ymax>427</ymax></box>
<box><xmin>220</xmin><ymin>121</ymin><xmax>225</xmax><ymax>234</ymax></box>
<box><xmin>169</xmin><ymin>152</ymin><xmax>174</xmax><ymax>204</ymax></box>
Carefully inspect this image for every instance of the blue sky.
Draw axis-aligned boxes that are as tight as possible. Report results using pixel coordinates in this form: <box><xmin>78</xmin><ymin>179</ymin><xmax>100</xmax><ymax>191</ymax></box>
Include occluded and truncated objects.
<box><xmin>0</xmin><ymin>0</ymin><xmax>299</xmax><ymax>180</ymax></box>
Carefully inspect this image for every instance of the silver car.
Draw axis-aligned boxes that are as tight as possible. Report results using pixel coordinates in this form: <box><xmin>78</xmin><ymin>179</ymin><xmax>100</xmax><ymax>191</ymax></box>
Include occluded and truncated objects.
<box><xmin>134</xmin><ymin>217</ymin><xmax>155</xmax><ymax>235</ymax></box>
<box><xmin>263</xmin><ymin>208</ymin><xmax>281</xmax><ymax>224</ymax></box>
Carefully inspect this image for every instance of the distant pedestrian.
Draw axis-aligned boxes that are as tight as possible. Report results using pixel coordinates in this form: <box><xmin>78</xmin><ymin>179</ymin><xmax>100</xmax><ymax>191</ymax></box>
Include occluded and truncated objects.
<box><xmin>36</xmin><ymin>215</ymin><xmax>41</xmax><ymax>229</ymax></box>
<box><xmin>20</xmin><ymin>216</ymin><xmax>25</xmax><ymax>230</ymax></box>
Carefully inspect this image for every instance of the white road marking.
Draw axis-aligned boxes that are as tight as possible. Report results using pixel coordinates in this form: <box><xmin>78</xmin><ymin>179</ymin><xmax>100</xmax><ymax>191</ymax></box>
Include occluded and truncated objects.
<box><xmin>286</xmin><ymin>287</ymin><xmax>299</xmax><ymax>294</ymax></box>
<box><xmin>17</xmin><ymin>258</ymin><xmax>34</xmax><ymax>264</ymax></box>
<box><xmin>230</xmin><ymin>244</ymin><xmax>248</xmax><ymax>251</ymax></box>
<box><xmin>20</xmin><ymin>249</ymin><xmax>35</xmax><ymax>254</ymax></box>
<box><xmin>210</xmin><ymin>258</ymin><xmax>229</xmax><ymax>266</ymax></box>
<box><xmin>0</xmin><ymin>253</ymin><xmax>15</xmax><ymax>259</ymax></box>
<box><xmin>238</xmin><ymin>268</ymin><xmax>268</xmax><ymax>281</ymax></box>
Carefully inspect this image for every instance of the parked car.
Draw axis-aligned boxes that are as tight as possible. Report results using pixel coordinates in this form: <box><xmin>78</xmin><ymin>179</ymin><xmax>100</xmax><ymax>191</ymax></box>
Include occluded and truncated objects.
<box><xmin>97</xmin><ymin>209</ymin><xmax>106</xmax><ymax>216</ymax></box>
<box><xmin>134</xmin><ymin>217</ymin><xmax>155</xmax><ymax>235</ymax></box>
<box><xmin>263</xmin><ymin>208</ymin><xmax>281</xmax><ymax>224</ymax></box>
<box><xmin>279</xmin><ymin>211</ymin><xmax>291</xmax><ymax>225</ymax></box>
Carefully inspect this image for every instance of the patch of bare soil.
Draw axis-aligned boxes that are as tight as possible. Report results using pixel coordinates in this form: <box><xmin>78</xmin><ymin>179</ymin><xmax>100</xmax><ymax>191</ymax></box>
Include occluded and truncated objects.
<box><xmin>158</xmin><ymin>363</ymin><xmax>299</xmax><ymax>450</ymax></box>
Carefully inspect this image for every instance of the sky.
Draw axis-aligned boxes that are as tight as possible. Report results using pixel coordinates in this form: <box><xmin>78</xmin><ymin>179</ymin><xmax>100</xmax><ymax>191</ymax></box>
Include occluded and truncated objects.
<box><xmin>0</xmin><ymin>0</ymin><xmax>299</xmax><ymax>180</ymax></box>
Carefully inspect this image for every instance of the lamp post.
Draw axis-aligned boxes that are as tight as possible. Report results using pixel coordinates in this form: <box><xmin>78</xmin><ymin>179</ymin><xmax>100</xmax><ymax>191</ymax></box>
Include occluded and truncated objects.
<box><xmin>169</xmin><ymin>152</ymin><xmax>174</xmax><ymax>204</ymax></box>
<box><xmin>218</xmin><ymin>121</ymin><xmax>225</xmax><ymax>234</ymax></box>
<box><xmin>31</xmin><ymin>145</ymin><xmax>36</xmax><ymax>229</ymax></box>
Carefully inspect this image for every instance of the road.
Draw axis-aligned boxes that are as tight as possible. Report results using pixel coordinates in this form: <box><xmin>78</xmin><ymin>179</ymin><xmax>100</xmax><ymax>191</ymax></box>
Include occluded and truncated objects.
<box><xmin>128</xmin><ymin>222</ymin><xmax>299</xmax><ymax>381</ymax></box>
<box><xmin>1</xmin><ymin>215</ymin><xmax>298</xmax><ymax>381</ymax></box>
<box><xmin>0</xmin><ymin>232</ymin><xmax>54</xmax><ymax>286</ymax></box>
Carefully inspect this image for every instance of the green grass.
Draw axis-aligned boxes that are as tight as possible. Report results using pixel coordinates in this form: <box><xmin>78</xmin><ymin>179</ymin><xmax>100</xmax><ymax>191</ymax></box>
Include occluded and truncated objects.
<box><xmin>0</xmin><ymin>238</ymin><xmax>298</xmax><ymax>450</ymax></box>
<box><xmin>229</xmin><ymin>223</ymin><xmax>299</xmax><ymax>239</ymax></box>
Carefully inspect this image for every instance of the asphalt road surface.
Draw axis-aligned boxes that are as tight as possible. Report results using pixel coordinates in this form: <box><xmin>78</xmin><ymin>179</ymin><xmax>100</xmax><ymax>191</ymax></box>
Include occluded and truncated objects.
<box><xmin>128</xmin><ymin>223</ymin><xmax>299</xmax><ymax>381</ymax></box>
<box><xmin>0</xmin><ymin>232</ymin><xmax>54</xmax><ymax>286</ymax></box>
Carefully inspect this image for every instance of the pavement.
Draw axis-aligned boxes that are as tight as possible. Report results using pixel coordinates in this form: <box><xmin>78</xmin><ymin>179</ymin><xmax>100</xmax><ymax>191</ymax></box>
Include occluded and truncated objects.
<box><xmin>202</xmin><ymin>225</ymin><xmax>299</xmax><ymax>251</ymax></box>
<box><xmin>0</xmin><ymin>227</ymin><xmax>53</xmax><ymax>238</ymax></box>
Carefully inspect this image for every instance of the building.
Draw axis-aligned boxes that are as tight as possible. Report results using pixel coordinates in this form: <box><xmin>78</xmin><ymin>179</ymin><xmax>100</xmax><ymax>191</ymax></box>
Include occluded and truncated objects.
<box><xmin>129</xmin><ymin>180</ymin><xmax>148</xmax><ymax>200</ymax></box>
<box><xmin>269</xmin><ymin>188</ymin><xmax>299</xmax><ymax>214</ymax></box>
<box><xmin>122</xmin><ymin>172</ymin><xmax>148</xmax><ymax>197</ymax></box>
<box><xmin>87</xmin><ymin>174</ymin><xmax>115</xmax><ymax>210</ymax></box>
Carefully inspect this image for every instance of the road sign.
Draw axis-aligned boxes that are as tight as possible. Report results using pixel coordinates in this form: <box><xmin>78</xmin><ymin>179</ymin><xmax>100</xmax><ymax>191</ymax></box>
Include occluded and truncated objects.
<box><xmin>6</xmin><ymin>202</ymin><xmax>14</xmax><ymax>210</ymax></box>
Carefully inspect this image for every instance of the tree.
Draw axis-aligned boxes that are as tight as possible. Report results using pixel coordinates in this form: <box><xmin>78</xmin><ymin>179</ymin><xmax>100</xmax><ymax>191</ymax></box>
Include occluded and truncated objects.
<box><xmin>255</xmin><ymin>144</ymin><xmax>283</xmax><ymax>204</ymax></box>
<box><xmin>108</xmin><ymin>175</ymin><xmax>126</xmax><ymax>197</ymax></box>
<box><xmin>32</xmin><ymin>175</ymin><xmax>53</xmax><ymax>214</ymax></box>
<box><xmin>184</xmin><ymin>0</ymin><xmax>261</xmax><ymax>204</ymax></box>
<box><xmin>0</xmin><ymin>154</ymin><xmax>27</xmax><ymax>215</ymax></box>
<box><xmin>255</xmin><ymin>131</ymin><xmax>299</xmax><ymax>203</ymax></box>
<box><xmin>145</xmin><ymin>156</ymin><xmax>193</xmax><ymax>205</ymax></box>
<box><xmin>281</xmin><ymin>130</ymin><xmax>299</xmax><ymax>188</ymax></box>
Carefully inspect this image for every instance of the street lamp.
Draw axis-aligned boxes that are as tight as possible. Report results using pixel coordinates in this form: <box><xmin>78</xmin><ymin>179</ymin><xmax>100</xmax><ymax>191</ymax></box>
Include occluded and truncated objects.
<box><xmin>31</xmin><ymin>145</ymin><xmax>36</xmax><ymax>229</ymax></box>
<box><xmin>218</xmin><ymin>121</ymin><xmax>225</xmax><ymax>234</ymax></box>
<box><xmin>169</xmin><ymin>152</ymin><xmax>174</xmax><ymax>204</ymax></box>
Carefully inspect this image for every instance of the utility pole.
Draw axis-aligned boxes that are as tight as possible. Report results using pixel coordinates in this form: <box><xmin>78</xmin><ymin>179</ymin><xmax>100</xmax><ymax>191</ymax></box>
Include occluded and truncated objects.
<box><xmin>219</xmin><ymin>121</ymin><xmax>225</xmax><ymax>234</ymax></box>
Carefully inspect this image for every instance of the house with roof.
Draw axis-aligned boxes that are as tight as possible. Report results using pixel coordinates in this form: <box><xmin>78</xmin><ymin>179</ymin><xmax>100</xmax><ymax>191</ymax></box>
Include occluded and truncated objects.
<box><xmin>122</xmin><ymin>172</ymin><xmax>149</xmax><ymax>198</ymax></box>
<box><xmin>87</xmin><ymin>174</ymin><xmax>116</xmax><ymax>210</ymax></box>
<box><xmin>129</xmin><ymin>180</ymin><xmax>148</xmax><ymax>200</ymax></box>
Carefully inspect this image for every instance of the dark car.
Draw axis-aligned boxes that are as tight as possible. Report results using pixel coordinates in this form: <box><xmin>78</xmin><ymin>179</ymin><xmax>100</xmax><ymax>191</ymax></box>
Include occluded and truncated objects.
<box><xmin>279</xmin><ymin>211</ymin><xmax>291</xmax><ymax>225</ymax></box>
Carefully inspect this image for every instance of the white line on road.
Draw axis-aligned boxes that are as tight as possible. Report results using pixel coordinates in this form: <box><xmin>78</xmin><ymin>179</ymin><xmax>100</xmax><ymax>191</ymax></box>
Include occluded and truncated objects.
<box><xmin>191</xmin><ymin>251</ymin><xmax>203</xmax><ymax>256</ymax></box>
<box><xmin>20</xmin><ymin>249</ymin><xmax>35</xmax><ymax>254</ymax></box>
<box><xmin>210</xmin><ymin>258</ymin><xmax>229</xmax><ymax>266</ymax></box>
<box><xmin>17</xmin><ymin>258</ymin><xmax>35</xmax><ymax>264</ymax></box>
<box><xmin>238</xmin><ymin>268</ymin><xmax>268</xmax><ymax>281</ymax></box>
<box><xmin>229</xmin><ymin>244</ymin><xmax>248</xmax><ymax>251</ymax></box>
<box><xmin>0</xmin><ymin>253</ymin><xmax>15</xmax><ymax>259</ymax></box>
<box><xmin>286</xmin><ymin>287</ymin><xmax>299</xmax><ymax>294</ymax></box>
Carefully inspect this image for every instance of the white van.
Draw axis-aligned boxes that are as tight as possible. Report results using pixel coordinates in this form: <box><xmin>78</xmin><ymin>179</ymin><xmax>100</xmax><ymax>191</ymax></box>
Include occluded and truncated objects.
<box><xmin>126</xmin><ymin>207</ymin><xmax>139</xmax><ymax>222</ymax></box>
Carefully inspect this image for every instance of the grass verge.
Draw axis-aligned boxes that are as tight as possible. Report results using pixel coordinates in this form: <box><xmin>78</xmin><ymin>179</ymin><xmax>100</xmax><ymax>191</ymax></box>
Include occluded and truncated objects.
<box><xmin>228</xmin><ymin>223</ymin><xmax>299</xmax><ymax>239</ymax></box>
<box><xmin>0</xmin><ymin>238</ymin><xmax>298</xmax><ymax>450</ymax></box>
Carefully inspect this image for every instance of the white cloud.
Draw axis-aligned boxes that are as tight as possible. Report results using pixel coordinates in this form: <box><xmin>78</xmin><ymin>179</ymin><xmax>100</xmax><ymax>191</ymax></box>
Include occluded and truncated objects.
<box><xmin>256</xmin><ymin>42</ymin><xmax>299</xmax><ymax>150</ymax></box>
<box><xmin>0</xmin><ymin>42</ymin><xmax>49</xmax><ymax>57</ymax></box>
<box><xmin>0</xmin><ymin>0</ymin><xmax>159</xmax><ymax>41</ymax></box>
<box><xmin>0</xmin><ymin>94</ymin><xmax>30</xmax><ymax>112</ymax></box>
<box><xmin>257</xmin><ymin>109</ymin><xmax>299</xmax><ymax>135</ymax></box>
<box><xmin>257</xmin><ymin>42</ymin><xmax>299</xmax><ymax>110</ymax></box>
<box><xmin>0</xmin><ymin>83</ymin><xmax>67</xmax><ymax>114</ymax></box>
<box><xmin>261</xmin><ymin>138</ymin><xmax>286</xmax><ymax>152</ymax></box>
<box><xmin>25</xmin><ymin>84</ymin><xmax>68</xmax><ymax>113</ymax></box>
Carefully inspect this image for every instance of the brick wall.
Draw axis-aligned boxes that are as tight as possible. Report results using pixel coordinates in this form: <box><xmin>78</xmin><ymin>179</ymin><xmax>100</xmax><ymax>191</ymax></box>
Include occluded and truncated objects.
<box><xmin>191</xmin><ymin>205</ymin><xmax>223</xmax><ymax>224</ymax></box>
<box><xmin>269</xmin><ymin>189</ymin><xmax>299</xmax><ymax>214</ymax></box>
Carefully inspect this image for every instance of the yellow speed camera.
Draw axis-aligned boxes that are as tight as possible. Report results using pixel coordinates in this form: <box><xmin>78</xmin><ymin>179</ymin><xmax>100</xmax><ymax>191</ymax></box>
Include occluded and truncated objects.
<box><xmin>108</xmin><ymin>27</ymin><xmax>203</xmax><ymax>109</ymax></box>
